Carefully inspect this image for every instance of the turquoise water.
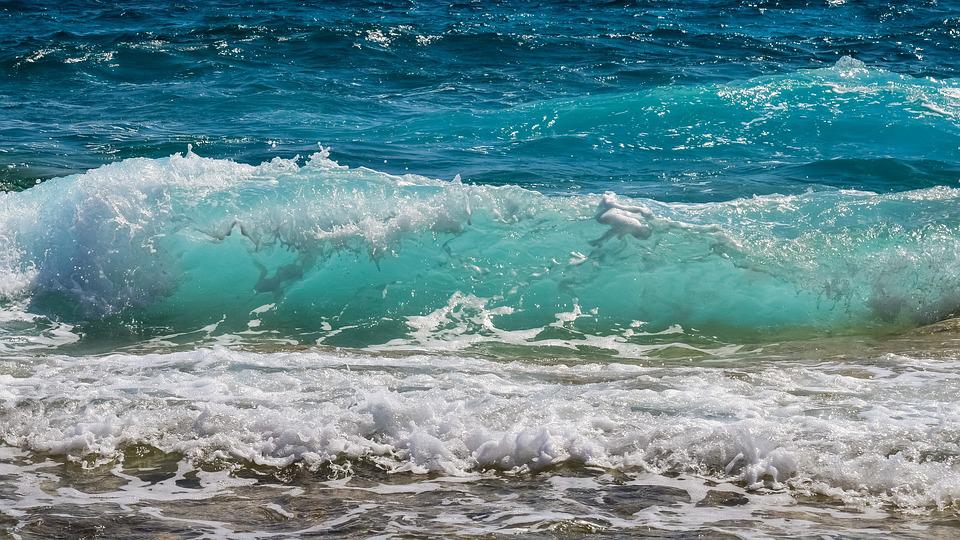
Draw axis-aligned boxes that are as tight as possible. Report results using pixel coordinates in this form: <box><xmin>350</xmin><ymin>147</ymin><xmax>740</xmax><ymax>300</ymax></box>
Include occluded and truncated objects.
<box><xmin>3</xmin><ymin>2</ymin><xmax>960</xmax><ymax>537</ymax></box>
<box><xmin>5</xmin><ymin>146</ymin><xmax>960</xmax><ymax>353</ymax></box>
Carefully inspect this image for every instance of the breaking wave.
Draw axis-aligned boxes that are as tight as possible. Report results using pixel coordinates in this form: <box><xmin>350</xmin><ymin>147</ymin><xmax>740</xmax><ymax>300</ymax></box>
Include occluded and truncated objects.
<box><xmin>1</xmin><ymin>144</ymin><xmax>960</xmax><ymax>352</ymax></box>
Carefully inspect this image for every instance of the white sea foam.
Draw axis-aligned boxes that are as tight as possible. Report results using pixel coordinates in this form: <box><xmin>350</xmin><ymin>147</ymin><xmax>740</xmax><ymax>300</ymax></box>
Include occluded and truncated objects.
<box><xmin>1</xmin><ymin>347</ymin><xmax>958</xmax><ymax>513</ymax></box>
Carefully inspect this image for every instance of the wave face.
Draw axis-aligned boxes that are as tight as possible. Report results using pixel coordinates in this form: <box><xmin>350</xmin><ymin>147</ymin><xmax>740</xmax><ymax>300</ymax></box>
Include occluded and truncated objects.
<box><xmin>2</xmin><ymin>148</ymin><xmax>960</xmax><ymax>352</ymax></box>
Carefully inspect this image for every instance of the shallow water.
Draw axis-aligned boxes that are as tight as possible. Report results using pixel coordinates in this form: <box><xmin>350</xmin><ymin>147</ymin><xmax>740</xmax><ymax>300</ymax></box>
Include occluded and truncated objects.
<box><xmin>3</xmin><ymin>1</ymin><xmax>960</xmax><ymax>538</ymax></box>
<box><xmin>2</xmin><ymin>334</ymin><xmax>960</xmax><ymax>537</ymax></box>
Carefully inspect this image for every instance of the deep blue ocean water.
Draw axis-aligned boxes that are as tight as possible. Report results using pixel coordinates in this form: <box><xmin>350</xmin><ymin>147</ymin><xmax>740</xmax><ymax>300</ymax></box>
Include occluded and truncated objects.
<box><xmin>3</xmin><ymin>2</ymin><xmax>960</xmax><ymax>537</ymax></box>
<box><xmin>4</xmin><ymin>1</ymin><xmax>960</xmax><ymax>199</ymax></box>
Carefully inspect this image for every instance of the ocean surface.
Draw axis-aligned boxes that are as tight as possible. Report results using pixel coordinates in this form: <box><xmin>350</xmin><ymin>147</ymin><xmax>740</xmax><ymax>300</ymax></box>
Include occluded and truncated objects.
<box><xmin>2</xmin><ymin>1</ymin><xmax>960</xmax><ymax>537</ymax></box>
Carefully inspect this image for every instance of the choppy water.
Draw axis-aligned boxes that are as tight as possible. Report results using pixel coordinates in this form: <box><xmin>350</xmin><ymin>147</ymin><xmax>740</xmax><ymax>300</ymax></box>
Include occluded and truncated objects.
<box><xmin>3</xmin><ymin>1</ymin><xmax>960</xmax><ymax>538</ymax></box>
